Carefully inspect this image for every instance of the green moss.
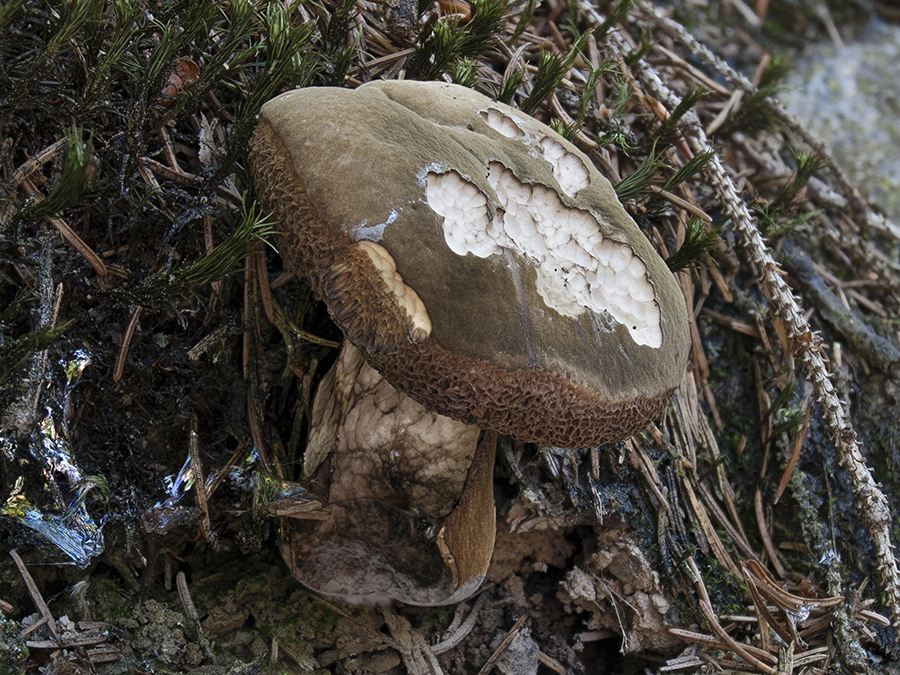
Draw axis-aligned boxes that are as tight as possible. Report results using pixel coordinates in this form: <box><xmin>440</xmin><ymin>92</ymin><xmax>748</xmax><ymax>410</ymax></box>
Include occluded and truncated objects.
<box><xmin>87</xmin><ymin>577</ymin><xmax>136</xmax><ymax>622</ymax></box>
<box><xmin>0</xmin><ymin>615</ymin><xmax>28</xmax><ymax>675</ymax></box>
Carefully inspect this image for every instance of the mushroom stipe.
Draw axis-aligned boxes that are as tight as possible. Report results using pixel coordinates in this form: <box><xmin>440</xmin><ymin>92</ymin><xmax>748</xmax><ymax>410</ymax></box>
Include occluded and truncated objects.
<box><xmin>250</xmin><ymin>81</ymin><xmax>691</xmax><ymax>605</ymax></box>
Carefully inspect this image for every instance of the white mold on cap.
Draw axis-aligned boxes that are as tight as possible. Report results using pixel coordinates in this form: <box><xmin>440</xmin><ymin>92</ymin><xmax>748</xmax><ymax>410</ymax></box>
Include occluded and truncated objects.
<box><xmin>479</xmin><ymin>107</ymin><xmax>590</xmax><ymax>198</ymax></box>
<box><xmin>356</xmin><ymin>240</ymin><xmax>433</xmax><ymax>338</ymax></box>
<box><xmin>424</xmin><ymin>165</ymin><xmax>663</xmax><ymax>348</ymax></box>
<box><xmin>479</xmin><ymin>107</ymin><xmax>526</xmax><ymax>139</ymax></box>
<box><xmin>422</xmin><ymin>171</ymin><xmax>495</xmax><ymax>258</ymax></box>
<box><xmin>538</xmin><ymin>137</ymin><xmax>590</xmax><ymax>197</ymax></box>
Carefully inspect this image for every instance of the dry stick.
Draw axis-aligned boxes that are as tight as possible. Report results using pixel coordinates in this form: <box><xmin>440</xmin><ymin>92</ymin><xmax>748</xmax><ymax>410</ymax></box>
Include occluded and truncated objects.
<box><xmin>753</xmin><ymin>489</ymin><xmax>786</xmax><ymax>579</ymax></box>
<box><xmin>176</xmin><ymin>570</ymin><xmax>200</xmax><ymax>627</ymax></box>
<box><xmin>189</xmin><ymin>415</ymin><xmax>212</xmax><ymax>543</ymax></box>
<box><xmin>537</xmin><ymin>651</ymin><xmax>568</xmax><ymax>674</ymax></box>
<box><xmin>432</xmin><ymin>594</ymin><xmax>489</xmax><ymax>655</ymax></box>
<box><xmin>628</xmin><ymin>439</ymin><xmax>671</xmax><ymax>511</ymax></box>
<box><xmin>113</xmin><ymin>306</ymin><xmax>141</xmax><ymax>382</ymax></box>
<box><xmin>682</xmin><ymin>472</ymin><xmax>740</xmax><ymax>576</ymax></box>
<box><xmin>202</xmin><ymin>215</ymin><xmax>222</xmax><ymax>315</ymax></box>
<box><xmin>176</xmin><ymin>570</ymin><xmax>214</xmax><ymax>661</ymax></box>
<box><xmin>647</xmin><ymin>184</ymin><xmax>713</xmax><ymax>223</ymax></box>
<box><xmin>138</xmin><ymin>156</ymin><xmax>242</xmax><ymax>207</ymax></box>
<box><xmin>775</xmin><ymin>400</ymin><xmax>812</xmax><ymax>503</ymax></box>
<box><xmin>4</xmin><ymin>138</ymin><xmax>67</xmax><ymax>191</ymax></box>
<box><xmin>253</xmin><ymin>248</ymin><xmax>276</xmax><ymax>324</ymax></box>
<box><xmin>476</xmin><ymin>615</ymin><xmax>528</xmax><ymax>675</ymax></box>
<box><xmin>9</xmin><ymin>549</ymin><xmax>61</xmax><ymax>644</ymax></box>
<box><xmin>695</xmin><ymin>482</ymin><xmax>758</xmax><ymax>562</ymax></box>
<box><xmin>611</xmin><ymin>13</ymin><xmax>900</xmax><ymax>630</ymax></box>
<box><xmin>382</xmin><ymin>609</ymin><xmax>444</xmax><ymax>675</ymax></box>
<box><xmin>685</xmin><ymin>557</ymin><xmax>778</xmax><ymax>674</ymax></box>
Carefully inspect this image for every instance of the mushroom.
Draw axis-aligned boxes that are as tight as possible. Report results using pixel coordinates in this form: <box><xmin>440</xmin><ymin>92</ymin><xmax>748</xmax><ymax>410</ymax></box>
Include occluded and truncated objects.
<box><xmin>249</xmin><ymin>81</ymin><xmax>690</xmax><ymax>605</ymax></box>
<box><xmin>293</xmin><ymin>341</ymin><xmax>496</xmax><ymax>605</ymax></box>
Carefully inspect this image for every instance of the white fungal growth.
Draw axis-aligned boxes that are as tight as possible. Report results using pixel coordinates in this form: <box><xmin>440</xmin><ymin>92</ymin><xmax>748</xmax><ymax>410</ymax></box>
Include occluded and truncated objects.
<box><xmin>479</xmin><ymin>106</ymin><xmax>591</xmax><ymax>198</ymax></box>
<box><xmin>420</xmin><ymin>170</ymin><xmax>495</xmax><ymax>258</ymax></box>
<box><xmin>538</xmin><ymin>137</ymin><xmax>590</xmax><ymax>197</ymax></box>
<box><xmin>424</xmin><ymin>166</ymin><xmax>662</xmax><ymax>348</ymax></box>
<box><xmin>479</xmin><ymin>107</ymin><xmax>525</xmax><ymax>139</ymax></box>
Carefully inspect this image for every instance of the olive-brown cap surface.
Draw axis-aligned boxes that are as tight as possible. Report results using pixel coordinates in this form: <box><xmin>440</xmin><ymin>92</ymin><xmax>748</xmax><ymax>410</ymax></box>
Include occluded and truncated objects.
<box><xmin>250</xmin><ymin>80</ymin><xmax>690</xmax><ymax>447</ymax></box>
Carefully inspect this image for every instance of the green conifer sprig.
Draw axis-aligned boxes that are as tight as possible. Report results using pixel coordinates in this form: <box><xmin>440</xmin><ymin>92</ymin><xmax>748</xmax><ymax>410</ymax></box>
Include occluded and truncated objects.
<box><xmin>519</xmin><ymin>32</ymin><xmax>589</xmax><ymax>114</ymax></box>
<box><xmin>77</xmin><ymin>0</ymin><xmax>140</xmax><ymax>107</ymax></box>
<box><xmin>496</xmin><ymin>67</ymin><xmax>524</xmax><ymax>105</ymax></box>
<box><xmin>509</xmin><ymin>0</ymin><xmax>537</xmax><ymax>44</ymax></box>
<box><xmin>665</xmin><ymin>219</ymin><xmax>720</xmax><ymax>273</ymax></box>
<box><xmin>664</xmin><ymin>151</ymin><xmax>716</xmax><ymax>192</ymax></box>
<box><xmin>614</xmin><ymin>144</ymin><xmax>665</xmax><ymax>202</ymax></box>
<box><xmin>124</xmin><ymin>202</ymin><xmax>277</xmax><ymax>308</ymax></box>
<box><xmin>754</xmin><ymin>153</ymin><xmax>823</xmax><ymax>237</ymax></box>
<box><xmin>222</xmin><ymin>2</ymin><xmax>318</xmax><ymax>173</ymax></box>
<box><xmin>652</xmin><ymin>87</ymin><xmax>707</xmax><ymax>150</ymax></box>
<box><xmin>625</xmin><ymin>27</ymin><xmax>654</xmax><ymax>66</ymax></box>
<box><xmin>592</xmin><ymin>0</ymin><xmax>634</xmax><ymax>41</ymax></box>
<box><xmin>20</xmin><ymin>127</ymin><xmax>93</xmax><ymax>222</ymax></box>
<box><xmin>452</xmin><ymin>58</ymin><xmax>478</xmax><ymax>87</ymax></box>
<box><xmin>407</xmin><ymin>0</ymin><xmax>508</xmax><ymax>81</ymax></box>
<box><xmin>549</xmin><ymin>119</ymin><xmax>580</xmax><ymax>143</ymax></box>
<box><xmin>0</xmin><ymin>0</ymin><xmax>26</xmax><ymax>31</ymax></box>
<box><xmin>577</xmin><ymin>60</ymin><xmax>616</xmax><ymax>122</ymax></box>
<box><xmin>715</xmin><ymin>56</ymin><xmax>792</xmax><ymax>136</ymax></box>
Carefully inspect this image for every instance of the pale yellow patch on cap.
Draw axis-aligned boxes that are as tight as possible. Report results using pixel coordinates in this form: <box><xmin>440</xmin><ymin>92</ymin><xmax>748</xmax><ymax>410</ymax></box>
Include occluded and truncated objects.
<box><xmin>356</xmin><ymin>239</ymin><xmax>433</xmax><ymax>339</ymax></box>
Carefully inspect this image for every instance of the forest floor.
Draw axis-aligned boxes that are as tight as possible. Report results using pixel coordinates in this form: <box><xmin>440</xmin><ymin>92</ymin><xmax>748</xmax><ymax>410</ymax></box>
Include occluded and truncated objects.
<box><xmin>2</xmin><ymin>0</ymin><xmax>900</xmax><ymax>673</ymax></box>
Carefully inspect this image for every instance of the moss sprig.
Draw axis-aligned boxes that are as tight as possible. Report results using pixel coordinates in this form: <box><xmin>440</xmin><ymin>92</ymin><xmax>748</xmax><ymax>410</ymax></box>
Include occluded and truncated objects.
<box><xmin>406</xmin><ymin>0</ymin><xmax>508</xmax><ymax>81</ymax></box>
<box><xmin>755</xmin><ymin>152</ymin><xmax>824</xmax><ymax>236</ymax></box>
<box><xmin>520</xmin><ymin>32</ymin><xmax>589</xmax><ymax>114</ymax></box>
<box><xmin>18</xmin><ymin>126</ymin><xmax>93</xmax><ymax>223</ymax></box>
<box><xmin>663</xmin><ymin>151</ymin><xmax>716</xmax><ymax>193</ymax></box>
<box><xmin>576</xmin><ymin>59</ymin><xmax>617</xmax><ymax>122</ymax></box>
<box><xmin>614</xmin><ymin>143</ymin><xmax>665</xmax><ymax>202</ymax></box>
<box><xmin>651</xmin><ymin>87</ymin><xmax>707</xmax><ymax>151</ymax></box>
<box><xmin>509</xmin><ymin>0</ymin><xmax>537</xmax><ymax>44</ymax></box>
<box><xmin>123</xmin><ymin>202</ymin><xmax>277</xmax><ymax>308</ymax></box>
<box><xmin>221</xmin><ymin>1</ymin><xmax>319</xmax><ymax>174</ymax></box>
<box><xmin>665</xmin><ymin>219</ymin><xmax>720</xmax><ymax>273</ymax></box>
<box><xmin>715</xmin><ymin>56</ymin><xmax>791</xmax><ymax>137</ymax></box>
<box><xmin>591</xmin><ymin>0</ymin><xmax>634</xmax><ymax>42</ymax></box>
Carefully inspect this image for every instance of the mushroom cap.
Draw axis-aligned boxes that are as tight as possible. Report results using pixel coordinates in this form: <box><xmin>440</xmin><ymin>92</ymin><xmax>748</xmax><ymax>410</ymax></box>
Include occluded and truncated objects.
<box><xmin>250</xmin><ymin>81</ymin><xmax>690</xmax><ymax>447</ymax></box>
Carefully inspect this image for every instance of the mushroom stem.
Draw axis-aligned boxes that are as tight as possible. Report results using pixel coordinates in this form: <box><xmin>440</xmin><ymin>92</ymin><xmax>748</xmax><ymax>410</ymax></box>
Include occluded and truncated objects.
<box><xmin>284</xmin><ymin>342</ymin><xmax>496</xmax><ymax>606</ymax></box>
<box><xmin>437</xmin><ymin>430</ymin><xmax>497</xmax><ymax>595</ymax></box>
